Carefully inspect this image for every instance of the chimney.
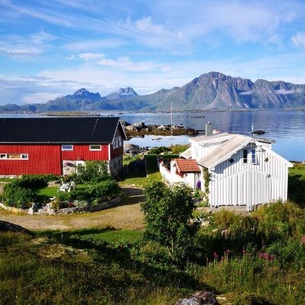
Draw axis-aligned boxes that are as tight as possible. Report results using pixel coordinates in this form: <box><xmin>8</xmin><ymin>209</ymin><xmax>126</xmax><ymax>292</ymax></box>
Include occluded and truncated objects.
<box><xmin>205</xmin><ymin>122</ymin><xmax>213</xmax><ymax>136</ymax></box>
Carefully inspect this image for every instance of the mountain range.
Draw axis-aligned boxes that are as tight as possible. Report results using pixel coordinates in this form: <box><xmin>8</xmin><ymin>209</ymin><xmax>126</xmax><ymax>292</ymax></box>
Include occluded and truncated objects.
<box><xmin>1</xmin><ymin>72</ymin><xmax>305</xmax><ymax>113</ymax></box>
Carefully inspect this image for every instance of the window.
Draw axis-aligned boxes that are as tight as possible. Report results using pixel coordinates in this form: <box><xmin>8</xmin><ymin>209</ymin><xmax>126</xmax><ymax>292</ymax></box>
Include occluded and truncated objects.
<box><xmin>251</xmin><ymin>149</ymin><xmax>257</xmax><ymax>164</ymax></box>
<box><xmin>90</xmin><ymin>145</ymin><xmax>101</xmax><ymax>151</ymax></box>
<box><xmin>243</xmin><ymin>149</ymin><xmax>248</xmax><ymax>163</ymax></box>
<box><xmin>113</xmin><ymin>136</ymin><xmax>122</xmax><ymax>149</ymax></box>
<box><xmin>62</xmin><ymin>145</ymin><xmax>73</xmax><ymax>151</ymax></box>
<box><xmin>0</xmin><ymin>153</ymin><xmax>28</xmax><ymax>160</ymax></box>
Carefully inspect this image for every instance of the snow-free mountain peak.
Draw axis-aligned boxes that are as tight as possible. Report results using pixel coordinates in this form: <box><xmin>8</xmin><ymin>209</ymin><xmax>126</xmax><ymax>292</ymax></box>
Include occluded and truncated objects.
<box><xmin>72</xmin><ymin>88</ymin><xmax>102</xmax><ymax>101</ymax></box>
<box><xmin>105</xmin><ymin>87</ymin><xmax>138</xmax><ymax>100</ymax></box>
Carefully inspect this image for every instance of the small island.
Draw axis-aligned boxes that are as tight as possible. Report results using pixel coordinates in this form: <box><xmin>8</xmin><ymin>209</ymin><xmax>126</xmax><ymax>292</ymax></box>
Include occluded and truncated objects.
<box><xmin>122</xmin><ymin>121</ymin><xmax>198</xmax><ymax>138</ymax></box>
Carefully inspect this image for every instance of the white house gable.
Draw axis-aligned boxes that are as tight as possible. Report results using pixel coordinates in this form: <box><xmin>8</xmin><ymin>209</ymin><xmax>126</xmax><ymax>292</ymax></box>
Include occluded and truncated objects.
<box><xmin>171</xmin><ymin>128</ymin><xmax>293</xmax><ymax>211</ymax></box>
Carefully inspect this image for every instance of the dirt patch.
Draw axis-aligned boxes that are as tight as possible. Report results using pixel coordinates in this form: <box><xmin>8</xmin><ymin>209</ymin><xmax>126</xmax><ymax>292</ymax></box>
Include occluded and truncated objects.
<box><xmin>0</xmin><ymin>186</ymin><xmax>145</xmax><ymax>232</ymax></box>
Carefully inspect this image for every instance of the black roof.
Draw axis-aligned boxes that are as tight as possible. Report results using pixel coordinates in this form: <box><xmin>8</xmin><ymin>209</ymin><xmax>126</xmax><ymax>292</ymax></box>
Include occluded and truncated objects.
<box><xmin>0</xmin><ymin>116</ymin><xmax>126</xmax><ymax>144</ymax></box>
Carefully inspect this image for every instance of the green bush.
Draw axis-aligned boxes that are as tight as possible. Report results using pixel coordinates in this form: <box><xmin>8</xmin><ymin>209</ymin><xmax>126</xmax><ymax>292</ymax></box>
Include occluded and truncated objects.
<box><xmin>2</xmin><ymin>175</ymin><xmax>59</xmax><ymax>208</ymax></box>
<box><xmin>55</xmin><ymin>179</ymin><xmax>121</xmax><ymax>204</ymax></box>
<box><xmin>2</xmin><ymin>184</ymin><xmax>36</xmax><ymax>208</ymax></box>
<box><xmin>148</xmin><ymin>146</ymin><xmax>169</xmax><ymax>155</ymax></box>
<box><xmin>142</xmin><ymin>181</ymin><xmax>198</xmax><ymax>266</ymax></box>
<box><xmin>72</xmin><ymin>160</ymin><xmax>110</xmax><ymax>184</ymax></box>
<box><xmin>19</xmin><ymin>174</ymin><xmax>59</xmax><ymax>188</ymax></box>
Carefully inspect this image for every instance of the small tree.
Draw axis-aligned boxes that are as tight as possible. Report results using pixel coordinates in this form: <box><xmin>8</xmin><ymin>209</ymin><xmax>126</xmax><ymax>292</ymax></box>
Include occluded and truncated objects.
<box><xmin>141</xmin><ymin>181</ymin><xmax>198</xmax><ymax>264</ymax></box>
<box><xmin>73</xmin><ymin>160</ymin><xmax>109</xmax><ymax>183</ymax></box>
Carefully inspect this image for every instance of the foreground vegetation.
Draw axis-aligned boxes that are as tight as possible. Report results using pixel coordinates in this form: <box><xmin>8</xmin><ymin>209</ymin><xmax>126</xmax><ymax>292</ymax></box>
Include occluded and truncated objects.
<box><xmin>0</xmin><ymin>161</ymin><xmax>121</xmax><ymax>210</ymax></box>
<box><xmin>0</xmin><ymin>160</ymin><xmax>304</xmax><ymax>304</ymax></box>
<box><xmin>1</xmin><ymin>199</ymin><xmax>305</xmax><ymax>304</ymax></box>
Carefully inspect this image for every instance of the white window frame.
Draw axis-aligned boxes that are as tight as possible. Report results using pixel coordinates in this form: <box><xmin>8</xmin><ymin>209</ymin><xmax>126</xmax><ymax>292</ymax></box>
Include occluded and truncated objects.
<box><xmin>62</xmin><ymin>145</ymin><xmax>74</xmax><ymax>151</ymax></box>
<box><xmin>89</xmin><ymin>144</ymin><xmax>102</xmax><ymax>151</ymax></box>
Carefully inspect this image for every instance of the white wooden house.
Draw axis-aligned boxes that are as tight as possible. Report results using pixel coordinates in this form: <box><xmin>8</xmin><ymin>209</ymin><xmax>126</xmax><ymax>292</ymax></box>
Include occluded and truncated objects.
<box><xmin>161</xmin><ymin>124</ymin><xmax>293</xmax><ymax>211</ymax></box>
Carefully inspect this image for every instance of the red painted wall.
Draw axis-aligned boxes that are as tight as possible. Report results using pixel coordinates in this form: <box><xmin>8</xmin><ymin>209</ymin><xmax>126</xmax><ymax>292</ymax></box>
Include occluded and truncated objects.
<box><xmin>62</xmin><ymin>144</ymin><xmax>109</xmax><ymax>161</ymax></box>
<box><xmin>0</xmin><ymin>143</ymin><xmax>122</xmax><ymax>176</ymax></box>
<box><xmin>0</xmin><ymin>144</ymin><xmax>113</xmax><ymax>176</ymax></box>
<box><xmin>0</xmin><ymin>144</ymin><xmax>61</xmax><ymax>175</ymax></box>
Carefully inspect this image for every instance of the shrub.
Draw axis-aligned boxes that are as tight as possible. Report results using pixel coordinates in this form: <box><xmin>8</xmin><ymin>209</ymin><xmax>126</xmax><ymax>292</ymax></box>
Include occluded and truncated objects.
<box><xmin>1</xmin><ymin>175</ymin><xmax>60</xmax><ymax>208</ymax></box>
<box><xmin>148</xmin><ymin>146</ymin><xmax>169</xmax><ymax>155</ymax></box>
<box><xmin>142</xmin><ymin>181</ymin><xmax>198</xmax><ymax>266</ymax></box>
<box><xmin>2</xmin><ymin>184</ymin><xmax>36</xmax><ymax>208</ymax></box>
<box><xmin>72</xmin><ymin>160</ymin><xmax>110</xmax><ymax>184</ymax></box>
<box><xmin>14</xmin><ymin>175</ymin><xmax>49</xmax><ymax>189</ymax></box>
<box><xmin>55</xmin><ymin>179</ymin><xmax>120</xmax><ymax>205</ymax></box>
<box><xmin>213</xmin><ymin>209</ymin><xmax>240</xmax><ymax>229</ymax></box>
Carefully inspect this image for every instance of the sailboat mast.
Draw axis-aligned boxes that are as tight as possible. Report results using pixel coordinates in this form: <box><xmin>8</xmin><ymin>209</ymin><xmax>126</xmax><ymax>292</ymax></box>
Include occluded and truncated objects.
<box><xmin>170</xmin><ymin>100</ymin><xmax>173</xmax><ymax>137</ymax></box>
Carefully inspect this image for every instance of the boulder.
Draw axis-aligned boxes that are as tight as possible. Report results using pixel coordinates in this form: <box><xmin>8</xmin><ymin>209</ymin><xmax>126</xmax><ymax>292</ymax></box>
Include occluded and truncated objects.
<box><xmin>176</xmin><ymin>291</ymin><xmax>219</xmax><ymax>305</ymax></box>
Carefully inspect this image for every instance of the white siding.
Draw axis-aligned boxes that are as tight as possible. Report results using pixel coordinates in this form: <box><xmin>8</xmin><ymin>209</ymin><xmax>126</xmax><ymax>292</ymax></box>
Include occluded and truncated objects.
<box><xmin>209</xmin><ymin>145</ymin><xmax>290</xmax><ymax>210</ymax></box>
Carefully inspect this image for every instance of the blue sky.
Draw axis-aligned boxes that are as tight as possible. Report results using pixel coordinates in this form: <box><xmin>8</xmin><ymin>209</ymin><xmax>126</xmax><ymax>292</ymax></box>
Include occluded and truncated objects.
<box><xmin>1</xmin><ymin>0</ymin><xmax>305</xmax><ymax>105</ymax></box>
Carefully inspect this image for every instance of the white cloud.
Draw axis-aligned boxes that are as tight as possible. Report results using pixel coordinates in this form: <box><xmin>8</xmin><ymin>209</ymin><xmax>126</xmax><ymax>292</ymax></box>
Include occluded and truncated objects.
<box><xmin>78</xmin><ymin>53</ymin><xmax>106</xmax><ymax>61</ymax></box>
<box><xmin>114</xmin><ymin>16</ymin><xmax>189</xmax><ymax>51</ymax></box>
<box><xmin>30</xmin><ymin>30</ymin><xmax>59</xmax><ymax>44</ymax></box>
<box><xmin>0</xmin><ymin>31</ymin><xmax>58</xmax><ymax>60</ymax></box>
<box><xmin>291</xmin><ymin>32</ymin><xmax>305</xmax><ymax>47</ymax></box>
<box><xmin>64</xmin><ymin>39</ymin><xmax>125</xmax><ymax>52</ymax></box>
<box><xmin>275</xmin><ymin>89</ymin><xmax>296</xmax><ymax>95</ymax></box>
<box><xmin>97</xmin><ymin>56</ymin><xmax>170</xmax><ymax>72</ymax></box>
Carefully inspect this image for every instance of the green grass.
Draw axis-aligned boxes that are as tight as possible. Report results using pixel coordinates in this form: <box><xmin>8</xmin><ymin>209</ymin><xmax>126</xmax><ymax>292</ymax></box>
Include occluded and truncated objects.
<box><xmin>39</xmin><ymin>227</ymin><xmax>144</xmax><ymax>246</ymax></box>
<box><xmin>37</xmin><ymin>186</ymin><xmax>58</xmax><ymax>198</ymax></box>
<box><xmin>289</xmin><ymin>162</ymin><xmax>305</xmax><ymax>176</ymax></box>
<box><xmin>0</xmin><ymin>230</ymin><xmax>194</xmax><ymax>305</ymax></box>
<box><xmin>120</xmin><ymin>154</ymin><xmax>162</xmax><ymax>188</ymax></box>
<box><xmin>119</xmin><ymin>172</ymin><xmax>161</xmax><ymax>188</ymax></box>
<box><xmin>0</xmin><ymin>178</ymin><xmax>17</xmax><ymax>183</ymax></box>
<box><xmin>4</xmin><ymin>201</ymin><xmax>305</xmax><ymax>304</ymax></box>
<box><xmin>288</xmin><ymin>163</ymin><xmax>305</xmax><ymax>207</ymax></box>
<box><xmin>3</xmin><ymin>201</ymin><xmax>305</xmax><ymax>304</ymax></box>
<box><xmin>2</xmin><ymin>158</ymin><xmax>305</xmax><ymax>304</ymax></box>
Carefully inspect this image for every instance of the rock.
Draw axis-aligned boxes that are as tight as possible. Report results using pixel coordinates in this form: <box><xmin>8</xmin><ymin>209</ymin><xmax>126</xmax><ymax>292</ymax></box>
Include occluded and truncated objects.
<box><xmin>176</xmin><ymin>291</ymin><xmax>219</xmax><ymax>305</ymax></box>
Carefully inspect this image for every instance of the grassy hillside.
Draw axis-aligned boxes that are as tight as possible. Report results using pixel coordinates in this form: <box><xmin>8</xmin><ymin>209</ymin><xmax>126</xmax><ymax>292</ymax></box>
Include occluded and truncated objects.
<box><xmin>0</xmin><ymin>161</ymin><xmax>305</xmax><ymax>304</ymax></box>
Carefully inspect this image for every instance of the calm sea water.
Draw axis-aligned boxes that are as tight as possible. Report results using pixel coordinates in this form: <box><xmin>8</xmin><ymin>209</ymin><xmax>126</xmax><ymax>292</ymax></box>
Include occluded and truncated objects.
<box><xmin>120</xmin><ymin>110</ymin><xmax>305</xmax><ymax>162</ymax></box>
<box><xmin>1</xmin><ymin>111</ymin><xmax>305</xmax><ymax>161</ymax></box>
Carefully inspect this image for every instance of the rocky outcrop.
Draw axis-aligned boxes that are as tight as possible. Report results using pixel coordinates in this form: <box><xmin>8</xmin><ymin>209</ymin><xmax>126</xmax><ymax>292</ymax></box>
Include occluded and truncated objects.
<box><xmin>176</xmin><ymin>291</ymin><xmax>219</xmax><ymax>305</ymax></box>
<box><xmin>122</xmin><ymin>121</ymin><xmax>197</xmax><ymax>138</ymax></box>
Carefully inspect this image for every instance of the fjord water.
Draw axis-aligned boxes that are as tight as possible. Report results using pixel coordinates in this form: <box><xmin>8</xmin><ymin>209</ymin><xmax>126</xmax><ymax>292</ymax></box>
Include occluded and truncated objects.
<box><xmin>122</xmin><ymin>110</ymin><xmax>305</xmax><ymax>162</ymax></box>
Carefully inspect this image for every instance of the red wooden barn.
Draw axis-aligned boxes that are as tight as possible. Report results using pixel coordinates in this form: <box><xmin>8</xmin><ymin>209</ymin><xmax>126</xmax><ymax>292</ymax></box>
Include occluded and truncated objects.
<box><xmin>0</xmin><ymin>116</ymin><xmax>126</xmax><ymax>177</ymax></box>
